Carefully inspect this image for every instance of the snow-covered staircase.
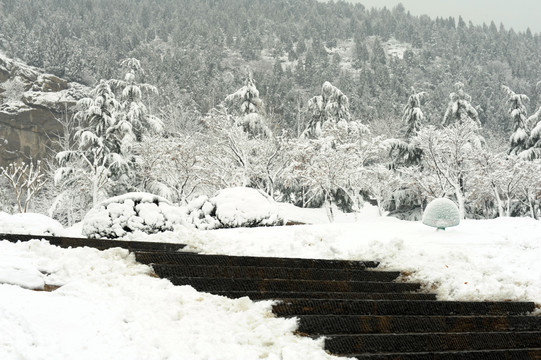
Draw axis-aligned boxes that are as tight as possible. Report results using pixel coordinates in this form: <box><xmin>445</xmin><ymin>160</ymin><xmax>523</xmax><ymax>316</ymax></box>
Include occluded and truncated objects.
<box><xmin>136</xmin><ymin>248</ymin><xmax>541</xmax><ymax>359</ymax></box>
<box><xmin>4</xmin><ymin>234</ymin><xmax>541</xmax><ymax>359</ymax></box>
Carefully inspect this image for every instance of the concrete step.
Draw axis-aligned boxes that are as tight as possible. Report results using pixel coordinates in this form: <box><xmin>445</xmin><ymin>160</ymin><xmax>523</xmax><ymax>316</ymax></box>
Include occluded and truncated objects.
<box><xmin>0</xmin><ymin>233</ymin><xmax>185</xmax><ymax>252</ymax></box>
<box><xmin>169</xmin><ymin>277</ymin><xmax>420</xmax><ymax>293</ymax></box>
<box><xmin>272</xmin><ymin>299</ymin><xmax>536</xmax><ymax>316</ymax></box>
<box><xmin>294</xmin><ymin>315</ymin><xmax>541</xmax><ymax>335</ymax></box>
<box><xmin>211</xmin><ymin>291</ymin><xmax>437</xmax><ymax>301</ymax></box>
<box><xmin>350</xmin><ymin>348</ymin><xmax>541</xmax><ymax>360</ymax></box>
<box><xmin>153</xmin><ymin>264</ymin><xmax>400</xmax><ymax>282</ymax></box>
<box><xmin>136</xmin><ymin>251</ymin><xmax>379</xmax><ymax>269</ymax></box>
<box><xmin>325</xmin><ymin>332</ymin><xmax>541</xmax><ymax>354</ymax></box>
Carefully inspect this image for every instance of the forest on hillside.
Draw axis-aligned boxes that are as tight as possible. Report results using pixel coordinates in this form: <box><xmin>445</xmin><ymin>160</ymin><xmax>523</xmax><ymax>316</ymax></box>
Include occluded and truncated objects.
<box><xmin>2</xmin><ymin>0</ymin><xmax>541</xmax><ymax>141</ymax></box>
<box><xmin>0</xmin><ymin>0</ymin><xmax>541</xmax><ymax>226</ymax></box>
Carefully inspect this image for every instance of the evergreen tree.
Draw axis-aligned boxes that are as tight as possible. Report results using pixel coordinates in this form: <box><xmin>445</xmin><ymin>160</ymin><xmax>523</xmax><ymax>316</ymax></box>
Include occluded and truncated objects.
<box><xmin>304</xmin><ymin>81</ymin><xmax>351</xmax><ymax>138</ymax></box>
<box><xmin>502</xmin><ymin>85</ymin><xmax>529</xmax><ymax>155</ymax></box>
<box><xmin>108</xmin><ymin>58</ymin><xmax>163</xmax><ymax>141</ymax></box>
<box><xmin>353</xmin><ymin>33</ymin><xmax>369</xmax><ymax>68</ymax></box>
<box><xmin>387</xmin><ymin>90</ymin><xmax>427</xmax><ymax>166</ymax></box>
<box><xmin>371</xmin><ymin>37</ymin><xmax>387</xmax><ymax>65</ymax></box>
<box><xmin>442</xmin><ymin>82</ymin><xmax>480</xmax><ymax>126</ymax></box>
<box><xmin>55</xmin><ymin>80</ymin><xmax>131</xmax><ymax>207</ymax></box>
<box><xmin>225</xmin><ymin>72</ymin><xmax>271</xmax><ymax>137</ymax></box>
<box><xmin>524</xmin><ymin>105</ymin><xmax>541</xmax><ymax>160</ymax></box>
<box><xmin>403</xmin><ymin>90</ymin><xmax>428</xmax><ymax>139</ymax></box>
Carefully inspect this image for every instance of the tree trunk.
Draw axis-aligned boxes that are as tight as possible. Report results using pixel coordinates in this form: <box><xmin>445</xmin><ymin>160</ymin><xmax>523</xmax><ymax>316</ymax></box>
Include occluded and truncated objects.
<box><xmin>376</xmin><ymin>197</ymin><xmax>384</xmax><ymax>216</ymax></box>
<box><xmin>454</xmin><ymin>184</ymin><xmax>465</xmax><ymax>219</ymax></box>
<box><xmin>324</xmin><ymin>193</ymin><xmax>334</xmax><ymax>223</ymax></box>
<box><xmin>493</xmin><ymin>187</ymin><xmax>504</xmax><ymax>217</ymax></box>
<box><xmin>505</xmin><ymin>195</ymin><xmax>512</xmax><ymax>217</ymax></box>
<box><xmin>528</xmin><ymin>193</ymin><xmax>537</xmax><ymax>219</ymax></box>
<box><xmin>92</xmin><ymin>169</ymin><xmax>99</xmax><ymax>208</ymax></box>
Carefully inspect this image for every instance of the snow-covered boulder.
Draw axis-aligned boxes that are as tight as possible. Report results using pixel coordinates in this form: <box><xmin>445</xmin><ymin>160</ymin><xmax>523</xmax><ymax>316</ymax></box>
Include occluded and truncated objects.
<box><xmin>422</xmin><ymin>198</ymin><xmax>460</xmax><ymax>230</ymax></box>
<box><xmin>0</xmin><ymin>212</ymin><xmax>65</xmax><ymax>236</ymax></box>
<box><xmin>186</xmin><ymin>187</ymin><xmax>284</xmax><ymax>230</ymax></box>
<box><xmin>82</xmin><ymin>192</ymin><xmax>187</xmax><ymax>239</ymax></box>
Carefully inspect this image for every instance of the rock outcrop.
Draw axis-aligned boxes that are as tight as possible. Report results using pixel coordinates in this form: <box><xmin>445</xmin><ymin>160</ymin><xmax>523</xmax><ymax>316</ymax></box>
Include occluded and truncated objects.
<box><xmin>0</xmin><ymin>53</ymin><xmax>87</xmax><ymax>165</ymax></box>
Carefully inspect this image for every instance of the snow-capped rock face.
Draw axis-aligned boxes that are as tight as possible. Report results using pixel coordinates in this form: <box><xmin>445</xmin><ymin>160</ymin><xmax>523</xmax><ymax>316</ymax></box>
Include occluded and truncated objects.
<box><xmin>422</xmin><ymin>198</ymin><xmax>461</xmax><ymax>230</ymax></box>
<box><xmin>0</xmin><ymin>53</ymin><xmax>87</xmax><ymax>165</ymax></box>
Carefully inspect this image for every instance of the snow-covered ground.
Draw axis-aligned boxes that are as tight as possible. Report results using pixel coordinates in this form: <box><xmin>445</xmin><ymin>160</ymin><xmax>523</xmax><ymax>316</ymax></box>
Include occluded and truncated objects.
<box><xmin>1</xmin><ymin>204</ymin><xmax>540</xmax><ymax>359</ymax></box>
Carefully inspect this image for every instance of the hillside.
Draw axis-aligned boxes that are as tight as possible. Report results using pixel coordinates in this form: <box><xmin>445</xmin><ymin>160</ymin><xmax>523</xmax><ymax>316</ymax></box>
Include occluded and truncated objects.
<box><xmin>1</xmin><ymin>0</ymin><xmax>541</xmax><ymax>143</ymax></box>
<box><xmin>0</xmin><ymin>1</ymin><xmax>540</xmax><ymax>224</ymax></box>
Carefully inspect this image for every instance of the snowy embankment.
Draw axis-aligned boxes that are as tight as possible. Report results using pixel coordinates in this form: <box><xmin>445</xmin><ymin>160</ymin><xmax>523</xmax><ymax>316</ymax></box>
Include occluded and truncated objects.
<box><xmin>1</xmin><ymin>205</ymin><xmax>540</xmax><ymax>359</ymax></box>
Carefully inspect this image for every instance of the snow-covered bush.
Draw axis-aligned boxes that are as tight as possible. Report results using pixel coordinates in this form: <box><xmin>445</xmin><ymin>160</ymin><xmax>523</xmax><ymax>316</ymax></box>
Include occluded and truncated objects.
<box><xmin>82</xmin><ymin>192</ymin><xmax>186</xmax><ymax>239</ymax></box>
<box><xmin>0</xmin><ymin>212</ymin><xmax>65</xmax><ymax>236</ymax></box>
<box><xmin>422</xmin><ymin>198</ymin><xmax>460</xmax><ymax>230</ymax></box>
<box><xmin>186</xmin><ymin>187</ymin><xmax>284</xmax><ymax>230</ymax></box>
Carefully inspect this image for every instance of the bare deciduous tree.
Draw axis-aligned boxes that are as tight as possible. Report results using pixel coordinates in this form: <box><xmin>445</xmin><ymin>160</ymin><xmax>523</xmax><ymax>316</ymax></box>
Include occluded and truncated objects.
<box><xmin>1</xmin><ymin>161</ymin><xmax>46</xmax><ymax>213</ymax></box>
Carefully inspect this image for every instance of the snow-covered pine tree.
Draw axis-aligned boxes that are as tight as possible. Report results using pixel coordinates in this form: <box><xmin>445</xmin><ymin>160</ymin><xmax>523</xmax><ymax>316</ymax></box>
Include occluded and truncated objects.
<box><xmin>525</xmin><ymin>111</ymin><xmax>541</xmax><ymax>159</ymax></box>
<box><xmin>523</xmin><ymin>83</ymin><xmax>541</xmax><ymax>160</ymax></box>
<box><xmin>442</xmin><ymin>82</ymin><xmax>480</xmax><ymax>126</ymax></box>
<box><xmin>304</xmin><ymin>81</ymin><xmax>351</xmax><ymax>138</ymax></box>
<box><xmin>387</xmin><ymin>89</ymin><xmax>427</xmax><ymax>166</ymax></box>
<box><xmin>225</xmin><ymin>71</ymin><xmax>271</xmax><ymax>138</ymax></box>
<box><xmin>55</xmin><ymin>80</ymin><xmax>131</xmax><ymax>208</ymax></box>
<box><xmin>403</xmin><ymin>90</ymin><xmax>427</xmax><ymax>139</ymax></box>
<box><xmin>502</xmin><ymin>85</ymin><xmax>530</xmax><ymax>155</ymax></box>
<box><xmin>108</xmin><ymin>58</ymin><xmax>163</xmax><ymax>141</ymax></box>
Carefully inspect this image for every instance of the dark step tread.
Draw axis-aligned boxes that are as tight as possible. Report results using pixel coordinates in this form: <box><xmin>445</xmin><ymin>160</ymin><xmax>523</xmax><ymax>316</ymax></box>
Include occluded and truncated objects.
<box><xmin>325</xmin><ymin>331</ymin><xmax>541</xmax><ymax>354</ymax></box>
<box><xmin>170</xmin><ymin>277</ymin><xmax>420</xmax><ymax>293</ymax></box>
<box><xmin>0</xmin><ymin>233</ymin><xmax>185</xmax><ymax>252</ymax></box>
<box><xmin>212</xmin><ymin>291</ymin><xmax>437</xmax><ymax>301</ymax></box>
<box><xmin>295</xmin><ymin>315</ymin><xmax>541</xmax><ymax>334</ymax></box>
<box><xmin>351</xmin><ymin>348</ymin><xmax>541</xmax><ymax>360</ymax></box>
<box><xmin>273</xmin><ymin>299</ymin><xmax>536</xmax><ymax>316</ymax></box>
<box><xmin>136</xmin><ymin>251</ymin><xmax>379</xmax><ymax>269</ymax></box>
<box><xmin>153</xmin><ymin>264</ymin><xmax>400</xmax><ymax>282</ymax></box>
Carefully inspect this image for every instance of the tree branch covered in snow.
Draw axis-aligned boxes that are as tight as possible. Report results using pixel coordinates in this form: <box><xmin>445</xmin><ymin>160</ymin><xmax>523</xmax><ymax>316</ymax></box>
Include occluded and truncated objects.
<box><xmin>1</xmin><ymin>161</ymin><xmax>46</xmax><ymax>213</ymax></box>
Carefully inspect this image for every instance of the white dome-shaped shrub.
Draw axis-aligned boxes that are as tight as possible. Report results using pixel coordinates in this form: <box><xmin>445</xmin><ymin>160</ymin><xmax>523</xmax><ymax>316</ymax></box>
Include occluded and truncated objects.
<box><xmin>82</xmin><ymin>192</ymin><xmax>187</xmax><ymax>239</ymax></box>
<box><xmin>186</xmin><ymin>187</ymin><xmax>284</xmax><ymax>230</ymax></box>
<box><xmin>422</xmin><ymin>198</ymin><xmax>460</xmax><ymax>230</ymax></box>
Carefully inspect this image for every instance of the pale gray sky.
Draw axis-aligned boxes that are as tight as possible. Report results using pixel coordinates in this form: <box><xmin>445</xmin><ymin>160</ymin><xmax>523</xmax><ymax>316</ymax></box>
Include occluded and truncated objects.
<box><xmin>346</xmin><ymin>0</ymin><xmax>541</xmax><ymax>34</ymax></box>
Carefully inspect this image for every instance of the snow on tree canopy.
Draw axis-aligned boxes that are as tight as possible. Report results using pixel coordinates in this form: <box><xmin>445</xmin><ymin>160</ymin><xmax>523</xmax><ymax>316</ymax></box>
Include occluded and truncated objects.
<box><xmin>422</xmin><ymin>198</ymin><xmax>460</xmax><ymax>230</ymax></box>
<box><xmin>304</xmin><ymin>81</ymin><xmax>350</xmax><ymax>138</ymax></box>
<box><xmin>186</xmin><ymin>187</ymin><xmax>284</xmax><ymax>230</ymax></box>
<box><xmin>82</xmin><ymin>192</ymin><xmax>186</xmax><ymax>239</ymax></box>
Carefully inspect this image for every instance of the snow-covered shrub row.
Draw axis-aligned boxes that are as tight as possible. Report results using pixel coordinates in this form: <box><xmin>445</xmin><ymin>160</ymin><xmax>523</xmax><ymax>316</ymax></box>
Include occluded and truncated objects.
<box><xmin>82</xmin><ymin>192</ymin><xmax>186</xmax><ymax>239</ymax></box>
<box><xmin>186</xmin><ymin>187</ymin><xmax>284</xmax><ymax>230</ymax></box>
